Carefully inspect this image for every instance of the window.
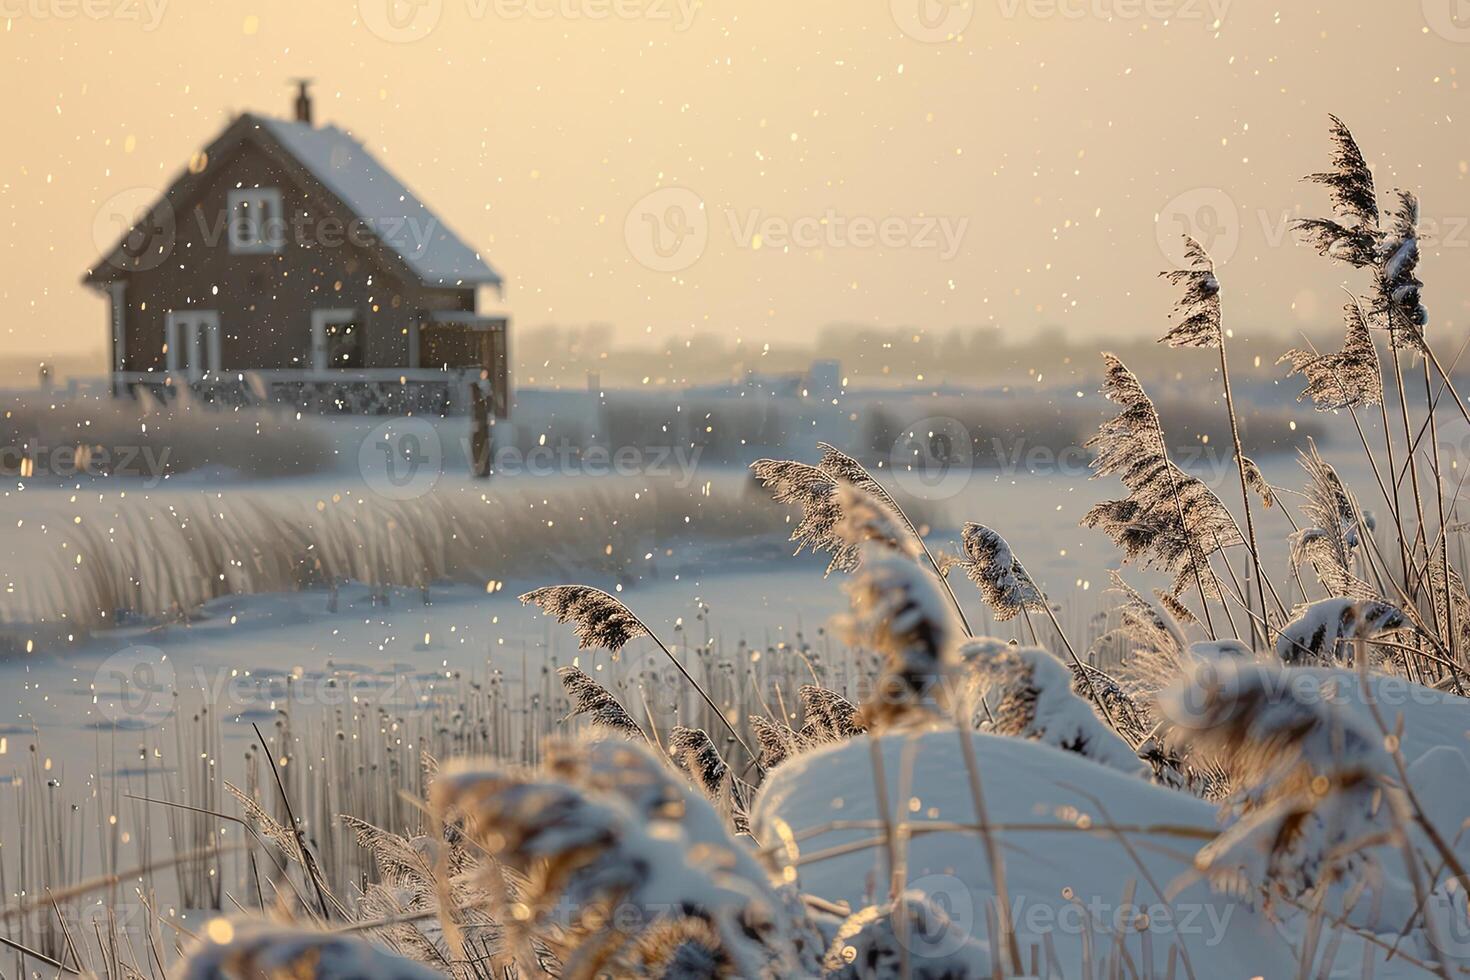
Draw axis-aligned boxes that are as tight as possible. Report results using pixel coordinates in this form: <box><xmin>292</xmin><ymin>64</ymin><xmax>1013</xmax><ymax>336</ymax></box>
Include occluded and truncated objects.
<box><xmin>165</xmin><ymin>311</ymin><xmax>221</xmax><ymax>381</ymax></box>
<box><xmin>227</xmin><ymin>188</ymin><xmax>284</xmax><ymax>253</ymax></box>
<box><xmin>311</xmin><ymin>309</ymin><xmax>364</xmax><ymax>372</ymax></box>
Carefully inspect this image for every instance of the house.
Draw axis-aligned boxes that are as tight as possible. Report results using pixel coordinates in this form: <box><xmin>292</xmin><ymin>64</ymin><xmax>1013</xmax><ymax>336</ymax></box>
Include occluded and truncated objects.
<box><xmin>83</xmin><ymin>83</ymin><xmax>509</xmax><ymax>416</ymax></box>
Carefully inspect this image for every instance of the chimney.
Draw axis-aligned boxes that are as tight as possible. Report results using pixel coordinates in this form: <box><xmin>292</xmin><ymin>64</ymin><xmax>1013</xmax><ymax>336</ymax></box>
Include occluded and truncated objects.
<box><xmin>293</xmin><ymin>78</ymin><xmax>313</xmax><ymax>126</ymax></box>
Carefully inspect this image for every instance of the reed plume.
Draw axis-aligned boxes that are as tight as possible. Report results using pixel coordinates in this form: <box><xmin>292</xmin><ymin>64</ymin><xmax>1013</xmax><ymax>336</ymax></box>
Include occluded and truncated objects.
<box><xmin>1237</xmin><ymin>454</ymin><xmax>1275</xmax><ymax>508</ymax></box>
<box><xmin>1158</xmin><ymin>235</ymin><xmax>1223</xmax><ymax>350</ymax></box>
<box><xmin>1279</xmin><ymin>298</ymin><xmax>1384</xmax><ymax>410</ymax></box>
<box><xmin>751</xmin><ymin>444</ymin><xmax>976</xmax><ymax>633</ymax></box>
<box><xmin>1290</xmin><ymin>442</ymin><xmax>1374</xmax><ymax>600</ymax></box>
<box><xmin>1294</xmin><ymin>114</ymin><xmax>1381</xmax><ymax>268</ymax></box>
<box><xmin>957</xmin><ymin>523</ymin><xmax>1044</xmax><ymax>622</ymax></box>
<box><xmin>520</xmin><ymin>585</ymin><xmax>649</xmax><ymax>656</ymax></box>
<box><xmin>1372</xmin><ymin>190</ymin><xmax>1429</xmax><ymax>349</ymax></box>
<box><xmin>844</xmin><ymin>560</ymin><xmax>955</xmax><ymax>729</ymax></box>
<box><xmin>522</xmin><ymin>585</ymin><xmax>760</xmax><ymax>768</ymax></box>
<box><xmin>1161</xmin><ymin>658</ymin><xmax>1400</xmax><ymax>905</ymax></box>
<box><xmin>796</xmin><ymin>684</ymin><xmax>865</xmax><ymax>742</ymax></box>
<box><xmin>667</xmin><ymin>726</ymin><xmax>729</xmax><ymax>798</ymax></box>
<box><xmin>1159</xmin><ymin>235</ymin><xmax>1273</xmax><ymax>649</ymax></box>
<box><xmin>558</xmin><ymin>665</ymin><xmax>644</xmax><ymax>740</ymax></box>
<box><xmin>748</xmin><ymin>459</ymin><xmax>859</xmax><ymax>575</ymax></box>
<box><xmin>431</xmin><ymin>743</ymin><xmax>800</xmax><ymax>978</ymax></box>
<box><xmin>1083</xmin><ymin>353</ymin><xmax>1242</xmax><ymax>632</ymax></box>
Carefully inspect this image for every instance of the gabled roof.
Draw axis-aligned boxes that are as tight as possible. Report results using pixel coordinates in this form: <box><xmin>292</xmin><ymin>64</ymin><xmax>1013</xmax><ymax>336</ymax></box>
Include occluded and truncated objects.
<box><xmin>256</xmin><ymin>117</ymin><xmax>501</xmax><ymax>287</ymax></box>
<box><xmin>85</xmin><ymin>112</ymin><xmax>501</xmax><ymax>289</ymax></box>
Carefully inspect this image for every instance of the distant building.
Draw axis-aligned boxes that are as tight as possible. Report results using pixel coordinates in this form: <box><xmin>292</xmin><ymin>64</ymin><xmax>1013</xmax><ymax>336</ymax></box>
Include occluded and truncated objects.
<box><xmin>690</xmin><ymin>360</ymin><xmax>844</xmax><ymax>401</ymax></box>
<box><xmin>83</xmin><ymin>83</ymin><xmax>509</xmax><ymax>416</ymax></box>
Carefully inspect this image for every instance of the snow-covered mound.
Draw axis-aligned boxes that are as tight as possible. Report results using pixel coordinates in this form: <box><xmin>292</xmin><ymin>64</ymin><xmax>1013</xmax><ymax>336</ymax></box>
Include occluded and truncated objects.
<box><xmin>752</xmin><ymin>725</ymin><xmax>1464</xmax><ymax>978</ymax></box>
<box><xmin>1281</xmin><ymin>665</ymin><xmax>1470</xmax><ymax>768</ymax></box>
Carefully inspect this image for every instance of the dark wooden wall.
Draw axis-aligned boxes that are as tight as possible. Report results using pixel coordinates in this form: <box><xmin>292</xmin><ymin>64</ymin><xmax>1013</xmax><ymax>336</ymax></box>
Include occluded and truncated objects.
<box><xmin>110</xmin><ymin>135</ymin><xmax>476</xmax><ymax>374</ymax></box>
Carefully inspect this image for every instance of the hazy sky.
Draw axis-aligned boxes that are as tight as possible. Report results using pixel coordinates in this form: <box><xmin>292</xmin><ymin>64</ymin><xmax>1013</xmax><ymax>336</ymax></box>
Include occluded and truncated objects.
<box><xmin>2</xmin><ymin>0</ymin><xmax>1467</xmax><ymax>362</ymax></box>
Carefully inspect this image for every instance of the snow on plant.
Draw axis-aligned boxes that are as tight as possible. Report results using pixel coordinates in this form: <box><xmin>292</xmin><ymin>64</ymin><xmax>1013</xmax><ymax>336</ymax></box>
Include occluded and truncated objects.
<box><xmin>1160</xmin><ymin>657</ymin><xmax>1403</xmax><ymax>904</ymax></box>
<box><xmin>832</xmin><ymin>489</ymin><xmax>960</xmax><ymax>728</ymax></box>
<box><xmin>957</xmin><ymin>522</ymin><xmax>1045</xmax><ymax>622</ymax></box>
<box><xmin>821</xmin><ymin>891</ymin><xmax>992</xmax><ymax>980</ymax></box>
<box><xmin>749</xmin><ymin>457</ymin><xmax>858</xmax><ymax>575</ymax></box>
<box><xmin>1274</xmin><ymin>597</ymin><xmax>1408</xmax><ymax>665</ymax></box>
<box><xmin>430</xmin><ymin>740</ymin><xmax>810</xmax><ymax>978</ymax></box>
<box><xmin>178</xmin><ymin>919</ymin><xmax>445</xmax><ymax>980</ymax></box>
<box><xmin>964</xmin><ymin>640</ymin><xmax>1148</xmax><ymax>777</ymax></box>
<box><xmin>1373</xmin><ymin>190</ymin><xmax>1429</xmax><ymax>345</ymax></box>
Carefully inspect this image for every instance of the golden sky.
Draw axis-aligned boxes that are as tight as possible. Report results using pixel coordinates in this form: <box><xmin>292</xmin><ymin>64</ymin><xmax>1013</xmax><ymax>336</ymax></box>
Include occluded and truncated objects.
<box><xmin>2</xmin><ymin>0</ymin><xmax>1468</xmax><ymax>361</ymax></box>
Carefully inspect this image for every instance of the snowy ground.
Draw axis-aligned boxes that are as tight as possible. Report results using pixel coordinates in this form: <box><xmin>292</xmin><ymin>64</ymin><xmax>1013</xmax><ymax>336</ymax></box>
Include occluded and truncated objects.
<box><xmin>3</xmin><ymin>413</ymin><xmax>1467</xmax><ymax>977</ymax></box>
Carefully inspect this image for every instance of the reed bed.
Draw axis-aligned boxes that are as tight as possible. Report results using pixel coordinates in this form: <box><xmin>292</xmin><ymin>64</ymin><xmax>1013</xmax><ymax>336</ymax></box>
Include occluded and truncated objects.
<box><xmin>0</xmin><ymin>473</ymin><xmax>814</xmax><ymax>645</ymax></box>
<box><xmin>4</xmin><ymin>114</ymin><xmax>1470</xmax><ymax>979</ymax></box>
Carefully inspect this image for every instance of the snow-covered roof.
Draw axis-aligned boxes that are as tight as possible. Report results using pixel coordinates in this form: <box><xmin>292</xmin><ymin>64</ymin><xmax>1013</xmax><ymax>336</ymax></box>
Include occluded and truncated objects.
<box><xmin>257</xmin><ymin>116</ymin><xmax>501</xmax><ymax>288</ymax></box>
